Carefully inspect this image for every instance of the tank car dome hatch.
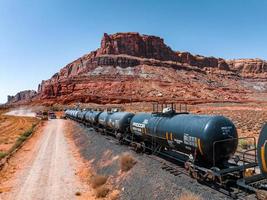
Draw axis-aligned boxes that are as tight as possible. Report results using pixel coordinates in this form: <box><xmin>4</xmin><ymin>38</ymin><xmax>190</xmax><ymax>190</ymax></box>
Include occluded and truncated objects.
<box><xmin>257</xmin><ymin>123</ymin><xmax>267</xmax><ymax>178</ymax></box>
<box><xmin>111</xmin><ymin>108</ymin><xmax>119</xmax><ymax>112</ymax></box>
<box><xmin>162</xmin><ymin>107</ymin><xmax>172</xmax><ymax>114</ymax></box>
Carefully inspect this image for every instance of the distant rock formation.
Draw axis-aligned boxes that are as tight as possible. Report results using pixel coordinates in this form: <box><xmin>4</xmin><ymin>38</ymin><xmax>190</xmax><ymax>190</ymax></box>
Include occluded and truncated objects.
<box><xmin>227</xmin><ymin>59</ymin><xmax>267</xmax><ymax>75</ymax></box>
<box><xmin>176</xmin><ymin>52</ymin><xmax>230</xmax><ymax>70</ymax></box>
<box><xmin>7</xmin><ymin>90</ymin><xmax>37</xmax><ymax>104</ymax></box>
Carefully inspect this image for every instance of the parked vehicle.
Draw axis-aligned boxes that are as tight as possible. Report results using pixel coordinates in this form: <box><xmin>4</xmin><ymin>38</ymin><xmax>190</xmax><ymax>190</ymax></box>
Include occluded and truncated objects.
<box><xmin>48</xmin><ymin>112</ymin><xmax>57</xmax><ymax>119</ymax></box>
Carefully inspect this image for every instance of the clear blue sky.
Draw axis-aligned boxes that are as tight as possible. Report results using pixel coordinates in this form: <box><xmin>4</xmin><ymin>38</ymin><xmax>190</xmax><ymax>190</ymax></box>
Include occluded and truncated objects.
<box><xmin>0</xmin><ymin>0</ymin><xmax>267</xmax><ymax>103</ymax></box>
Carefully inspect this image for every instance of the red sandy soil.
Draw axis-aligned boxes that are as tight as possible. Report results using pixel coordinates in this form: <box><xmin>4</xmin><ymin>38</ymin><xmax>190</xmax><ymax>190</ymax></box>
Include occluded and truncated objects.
<box><xmin>0</xmin><ymin>109</ymin><xmax>39</xmax><ymax>153</ymax></box>
<box><xmin>0</xmin><ymin>119</ymin><xmax>95</xmax><ymax>200</ymax></box>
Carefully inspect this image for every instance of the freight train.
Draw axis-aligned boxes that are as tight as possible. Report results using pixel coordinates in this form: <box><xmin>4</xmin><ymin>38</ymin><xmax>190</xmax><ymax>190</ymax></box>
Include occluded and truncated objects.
<box><xmin>65</xmin><ymin>106</ymin><xmax>267</xmax><ymax>196</ymax></box>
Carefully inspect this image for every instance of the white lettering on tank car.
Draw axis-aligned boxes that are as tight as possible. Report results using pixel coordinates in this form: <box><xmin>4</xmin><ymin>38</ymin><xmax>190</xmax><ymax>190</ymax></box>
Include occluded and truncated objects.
<box><xmin>183</xmin><ymin>133</ymin><xmax>198</xmax><ymax>147</ymax></box>
<box><xmin>132</xmin><ymin>122</ymin><xmax>146</xmax><ymax>128</ymax></box>
<box><xmin>132</xmin><ymin>127</ymin><xmax>142</xmax><ymax>132</ymax></box>
<box><xmin>174</xmin><ymin>139</ymin><xmax>183</xmax><ymax>144</ymax></box>
<box><xmin>221</xmin><ymin>126</ymin><xmax>232</xmax><ymax>135</ymax></box>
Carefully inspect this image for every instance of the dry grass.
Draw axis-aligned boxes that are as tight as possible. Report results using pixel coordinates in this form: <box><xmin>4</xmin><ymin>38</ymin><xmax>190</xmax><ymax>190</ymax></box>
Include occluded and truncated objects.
<box><xmin>177</xmin><ymin>191</ymin><xmax>202</xmax><ymax>200</ymax></box>
<box><xmin>109</xmin><ymin>190</ymin><xmax>120</xmax><ymax>200</ymax></box>
<box><xmin>120</xmin><ymin>153</ymin><xmax>137</xmax><ymax>172</ymax></box>
<box><xmin>239</xmin><ymin>139</ymin><xmax>249</xmax><ymax>149</ymax></box>
<box><xmin>95</xmin><ymin>186</ymin><xmax>109</xmax><ymax>198</ymax></box>
<box><xmin>90</xmin><ymin>175</ymin><xmax>108</xmax><ymax>189</ymax></box>
<box><xmin>0</xmin><ymin>110</ymin><xmax>39</xmax><ymax>154</ymax></box>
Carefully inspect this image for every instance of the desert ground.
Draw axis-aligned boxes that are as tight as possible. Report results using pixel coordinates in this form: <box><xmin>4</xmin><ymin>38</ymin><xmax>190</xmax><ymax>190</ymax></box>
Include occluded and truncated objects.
<box><xmin>0</xmin><ymin>103</ymin><xmax>266</xmax><ymax>200</ymax></box>
<box><xmin>0</xmin><ymin>108</ymin><xmax>39</xmax><ymax>158</ymax></box>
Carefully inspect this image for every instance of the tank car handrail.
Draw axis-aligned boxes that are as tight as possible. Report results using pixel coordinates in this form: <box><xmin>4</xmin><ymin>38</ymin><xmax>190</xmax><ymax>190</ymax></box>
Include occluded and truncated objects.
<box><xmin>242</xmin><ymin>148</ymin><xmax>257</xmax><ymax>165</ymax></box>
<box><xmin>213</xmin><ymin>136</ymin><xmax>256</xmax><ymax>167</ymax></box>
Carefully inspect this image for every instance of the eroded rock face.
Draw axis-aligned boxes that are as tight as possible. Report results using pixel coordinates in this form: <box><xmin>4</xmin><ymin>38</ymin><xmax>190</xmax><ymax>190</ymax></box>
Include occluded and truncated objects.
<box><xmin>7</xmin><ymin>90</ymin><xmax>37</xmax><ymax>104</ymax></box>
<box><xmin>35</xmin><ymin>33</ymin><xmax>267</xmax><ymax>105</ymax></box>
<box><xmin>176</xmin><ymin>52</ymin><xmax>230</xmax><ymax>70</ymax></box>
<box><xmin>95</xmin><ymin>33</ymin><xmax>231</xmax><ymax>70</ymax></box>
<box><xmin>227</xmin><ymin>59</ymin><xmax>267</xmax><ymax>74</ymax></box>
<box><xmin>96</xmin><ymin>32</ymin><xmax>178</xmax><ymax>61</ymax></box>
<box><xmin>39</xmin><ymin>32</ymin><xmax>234</xmax><ymax>83</ymax></box>
<box><xmin>8</xmin><ymin>32</ymin><xmax>267</xmax><ymax>105</ymax></box>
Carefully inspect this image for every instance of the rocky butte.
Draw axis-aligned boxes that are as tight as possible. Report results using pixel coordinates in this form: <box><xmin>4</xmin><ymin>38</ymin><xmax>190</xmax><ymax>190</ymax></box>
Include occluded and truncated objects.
<box><xmin>7</xmin><ymin>90</ymin><xmax>37</xmax><ymax>105</ymax></box>
<box><xmin>9</xmin><ymin>32</ymin><xmax>267</xmax><ymax>105</ymax></box>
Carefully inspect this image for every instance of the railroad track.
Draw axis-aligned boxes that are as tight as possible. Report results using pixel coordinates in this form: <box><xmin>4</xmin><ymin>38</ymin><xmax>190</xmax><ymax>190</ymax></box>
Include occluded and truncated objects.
<box><xmin>148</xmin><ymin>154</ymin><xmax>257</xmax><ymax>200</ymax></box>
<box><xmin>75</xmin><ymin>120</ymin><xmax>258</xmax><ymax>200</ymax></box>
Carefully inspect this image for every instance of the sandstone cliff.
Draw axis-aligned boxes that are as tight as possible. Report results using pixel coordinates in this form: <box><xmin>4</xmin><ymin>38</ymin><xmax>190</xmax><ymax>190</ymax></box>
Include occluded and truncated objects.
<box><xmin>96</xmin><ymin>32</ymin><xmax>178</xmax><ymax>61</ymax></box>
<box><xmin>227</xmin><ymin>59</ymin><xmax>267</xmax><ymax>76</ymax></box>
<box><xmin>8</xmin><ymin>32</ymin><xmax>267</xmax><ymax>105</ymax></box>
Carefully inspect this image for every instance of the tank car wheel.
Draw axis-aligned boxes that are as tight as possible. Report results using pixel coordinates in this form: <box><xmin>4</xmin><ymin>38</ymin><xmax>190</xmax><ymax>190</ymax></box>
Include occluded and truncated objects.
<box><xmin>189</xmin><ymin>170</ymin><xmax>194</xmax><ymax>178</ymax></box>
<box><xmin>134</xmin><ymin>143</ymin><xmax>144</xmax><ymax>153</ymax></box>
<box><xmin>189</xmin><ymin>169</ymin><xmax>198</xmax><ymax>179</ymax></box>
<box><xmin>140</xmin><ymin>142</ymin><xmax>146</xmax><ymax>153</ymax></box>
<box><xmin>115</xmin><ymin>132</ymin><xmax>122</xmax><ymax>140</ymax></box>
<box><xmin>119</xmin><ymin>138</ymin><xmax>125</xmax><ymax>145</ymax></box>
<box><xmin>101</xmin><ymin>129</ymin><xmax>106</xmax><ymax>135</ymax></box>
<box><xmin>196</xmin><ymin>172</ymin><xmax>206</xmax><ymax>183</ymax></box>
<box><xmin>144</xmin><ymin>143</ymin><xmax>152</xmax><ymax>155</ymax></box>
<box><xmin>184</xmin><ymin>162</ymin><xmax>190</xmax><ymax>171</ymax></box>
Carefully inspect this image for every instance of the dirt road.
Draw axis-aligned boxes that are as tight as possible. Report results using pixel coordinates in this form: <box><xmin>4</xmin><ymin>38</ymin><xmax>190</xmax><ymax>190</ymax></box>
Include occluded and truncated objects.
<box><xmin>1</xmin><ymin>119</ymin><xmax>86</xmax><ymax>200</ymax></box>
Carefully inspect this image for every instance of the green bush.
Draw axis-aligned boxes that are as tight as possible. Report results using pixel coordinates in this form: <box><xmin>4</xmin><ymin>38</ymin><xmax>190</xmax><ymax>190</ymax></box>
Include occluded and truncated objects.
<box><xmin>239</xmin><ymin>139</ymin><xmax>249</xmax><ymax>150</ymax></box>
<box><xmin>8</xmin><ymin>123</ymin><xmax>37</xmax><ymax>154</ymax></box>
<box><xmin>0</xmin><ymin>151</ymin><xmax>7</xmax><ymax>159</ymax></box>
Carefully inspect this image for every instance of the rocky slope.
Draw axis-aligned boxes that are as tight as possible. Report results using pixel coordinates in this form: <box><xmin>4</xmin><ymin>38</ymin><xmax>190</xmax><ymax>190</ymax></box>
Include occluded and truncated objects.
<box><xmin>9</xmin><ymin>32</ymin><xmax>267</xmax><ymax>105</ymax></box>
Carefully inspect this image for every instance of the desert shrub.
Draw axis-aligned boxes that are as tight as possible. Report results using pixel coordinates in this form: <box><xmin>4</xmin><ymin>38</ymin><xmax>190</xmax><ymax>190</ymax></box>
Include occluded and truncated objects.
<box><xmin>31</xmin><ymin>123</ymin><xmax>37</xmax><ymax>129</ymax></box>
<box><xmin>8</xmin><ymin>123</ymin><xmax>37</xmax><ymax>154</ymax></box>
<box><xmin>90</xmin><ymin>175</ymin><xmax>108</xmax><ymax>189</ymax></box>
<box><xmin>75</xmin><ymin>191</ymin><xmax>81</xmax><ymax>196</ymax></box>
<box><xmin>17</xmin><ymin>135</ymin><xmax>28</xmax><ymax>142</ymax></box>
<box><xmin>109</xmin><ymin>190</ymin><xmax>120</xmax><ymax>200</ymax></box>
<box><xmin>0</xmin><ymin>152</ymin><xmax>7</xmax><ymax>159</ymax></box>
<box><xmin>239</xmin><ymin>139</ymin><xmax>249</xmax><ymax>150</ymax></box>
<box><xmin>177</xmin><ymin>191</ymin><xmax>202</xmax><ymax>200</ymax></box>
<box><xmin>95</xmin><ymin>186</ymin><xmax>109</xmax><ymax>198</ymax></box>
<box><xmin>22</xmin><ymin>130</ymin><xmax>31</xmax><ymax>138</ymax></box>
<box><xmin>120</xmin><ymin>153</ymin><xmax>137</xmax><ymax>172</ymax></box>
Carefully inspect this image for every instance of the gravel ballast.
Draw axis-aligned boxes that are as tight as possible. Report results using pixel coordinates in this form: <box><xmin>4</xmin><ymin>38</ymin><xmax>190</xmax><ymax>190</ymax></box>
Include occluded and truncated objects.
<box><xmin>70</xmin><ymin>121</ymin><xmax>232</xmax><ymax>200</ymax></box>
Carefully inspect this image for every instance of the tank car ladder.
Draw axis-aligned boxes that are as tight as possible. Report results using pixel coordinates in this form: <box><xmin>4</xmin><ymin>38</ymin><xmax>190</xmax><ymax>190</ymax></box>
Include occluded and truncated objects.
<box><xmin>150</xmin><ymin>117</ymin><xmax>164</xmax><ymax>155</ymax></box>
